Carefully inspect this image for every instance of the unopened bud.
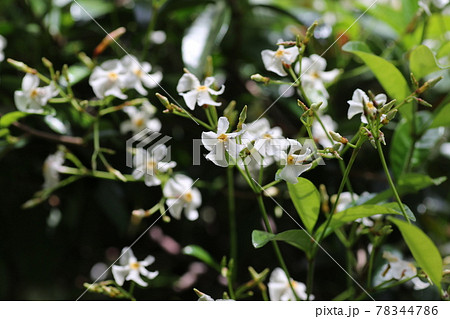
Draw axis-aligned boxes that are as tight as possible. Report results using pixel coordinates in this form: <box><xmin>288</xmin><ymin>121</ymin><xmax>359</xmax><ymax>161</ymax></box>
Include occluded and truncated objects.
<box><xmin>303</xmin><ymin>21</ymin><xmax>318</xmax><ymax>45</ymax></box>
<box><xmin>378</xmin><ymin>130</ymin><xmax>386</xmax><ymax>145</ymax></box>
<box><xmin>415</xmin><ymin>97</ymin><xmax>432</xmax><ymax>107</ymax></box>
<box><xmin>311</xmin><ymin>101</ymin><xmax>323</xmax><ymax>111</ymax></box>
<box><xmin>250</xmin><ymin>73</ymin><xmax>270</xmax><ymax>85</ymax></box>
<box><xmin>78</xmin><ymin>52</ymin><xmax>94</xmax><ymax>69</ymax></box>
<box><xmin>42</xmin><ymin>57</ymin><xmax>53</xmax><ymax>69</ymax></box>
<box><xmin>382</xmin><ymin>109</ymin><xmax>398</xmax><ymax>124</ymax></box>
<box><xmin>237</xmin><ymin>105</ymin><xmax>247</xmax><ymax>131</ymax></box>
<box><xmin>379</xmin><ymin>99</ymin><xmax>396</xmax><ymax>114</ymax></box>
<box><xmin>330</xmin><ymin>131</ymin><xmax>348</xmax><ymax>144</ymax></box>
<box><xmin>416</xmin><ymin>76</ymin><xmax>443</xmax><ymax>94</ymax></box>
<box><xmin>410</xmin><ymin>73</ymin><xmax>419</xmax><ymax>89</ymax></box>
<box><xmin>62</xmin><ymin>64</ymin><xmax>70</xmax><ymax>82</ymax></box>
<box><xmin>156</xmin><ymin>93</ymin><xmax>170</xmax><ymax>108</ymax></box>
<box><xmin>297</xmin><ymin>99</ymin><xmax>309</xmax><ymax>111</ymax></box>
<box><xmin>7</xmin><ymin>58</ymin><xmax>36</xmax><ymax>73</ymax></box>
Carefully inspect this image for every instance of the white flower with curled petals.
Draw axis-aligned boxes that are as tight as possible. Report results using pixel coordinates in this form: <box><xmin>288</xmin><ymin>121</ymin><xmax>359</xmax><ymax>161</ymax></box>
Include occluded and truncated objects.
<box><xmin>89</xmin><ymin>59</ymin><xmax>127</xmax><ymax>100</ymax></box>
<box><xmin>202</xmin><ymin>117</ymin><xmax>243</xmax><ymax>167</ymax></box>
<box><xmin>380</xmin><ymin>251</ymin><xmax>430</xmax><ymax>290</ymax></box>
<box><xmin>261</xmin><ymin>41</ymin><xmax>299</xmax><ymax>76</ymax></box>
<box><xmin>120</xmin><ymin>101</ymin><xmax>161</xmax><ymax>134</ymax></box>
<box><xmin>0</xmin><ymin>35</ymin><xmax>6</xmax><ymax>62</ymax></box>
<box><xmin>112</xmin><ymin>247</ymin><xmax>158</xmax><ymax>287</ymax></box>
<box><xmin>277</xmin><ymin>139</ymin><xmax>312</xmax><ymax>184</ymax></box>
<box><xmin>132</xmin><ymin>144</ymin><xmax>176</xmax><ymax>187</ymax></box>
<box><xmin>176</xmin><ymin>73</ymin><xmax>224</xmax><ymax>110</ymax></box>
<box><xmin>121</xmin><ymin>55</ymin><xmax>162</xmax><ymax>96</ymax></box>
<box><xmin>14</xmin><ymin>74</ymin><xmax>58</xmax><ymax>113</ymax></box>
<box><xmin>163</xmin><ymin>174</ymin><xmax>201</xmax><ymax>221</ymax></box>
<box><xmin>347</xmin><ymin>89</ymin><xmax>387</xmax><ymax>123</ymax></box>
<box><xmin>268</xmin><ymin>267</ymin><xmax>313</xmax><ymax>301</ymax></box>
<box><xmin>43</xmin><ymin>150</ymin><xmax>65</xmax><ymax>189</ymax></box>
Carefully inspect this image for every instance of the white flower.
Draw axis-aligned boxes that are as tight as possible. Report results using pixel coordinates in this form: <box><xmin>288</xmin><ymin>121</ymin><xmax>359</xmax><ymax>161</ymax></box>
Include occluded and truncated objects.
<box><xmin>111</xmin><ymin>247</ymin><xmax>158</xmax><ymax>287</ymax></box>
<box><xmin>120</xmin><ymin>101</ymin><xmax>161</xmax><ymax>134</ymax></box>
<box><xmin>202</xmin><ymin>117</ymin><xmax>243</xmax><ymax>167</ymax></box>
<box><xmin>296</xmin><ymin>54</ymin><xmax>340</xmax><ymax>108</ymax></box>
<box><xmin>419</xmin><ymin>0</ymin><xmax>449</xmax><ymax>15</ymax></box>
<box><xmin>176</xmin><ymin>73</ymin><xmax>224</xmax><ymax>110</ymax></box>
<box><xmin>132</xmin><ymin>144</ymin><xmax>176</xmax><ymax>187</ymax></box>
<box><xmin>268</xmin><ymin>267</ymin><xmax>313</xmax><ymax>301</ymax></box>
<box><xmin>261</xmin><ymin>41</ymin><xmax>299</xmax><ymax>76</ymax></box>
<box><xmin>277</xmin><ymin>139</ymin><xmax>312</xmax><ymax>184</ymax></box>
<box><xmin>0</xmin><ymin>34</ymin><xmax>6</xmax><ymax>62</ymax></box>
<box><xmin>43</xmin><ymin>150</ymin><xmax>65</xmax><ymax>189</ymax></box>
<box><xmin>89</xmin><ymin>59</ymin><xmax>127</xmax><ymax>99</ymax></box>
<box><xmin>247</xmin><ymin>118</ymin><xmax>288</xmax><ymax>158</ymax></box>
<box><xmin>14</xmin><ymin>74</ymin><xmax>58</xmax><ymax>113</ymax></box>
<box><xmin>312</xmin><ymin>114</ymin><xmax>337</xmax><ymax>148</ymax></box>
<box><xmin>196</xmin><ymin>291</ymin><xmax>234</xmax><ymax>301</ymax></box>
<box><xmin>163</xmin><ymin>174</ymin><xmax>202</xmax><ymax>221</ymax></box>
<box><xmin>380</xmin><ymin>251</ymin><xmax>430</xmax><ymax>290</ymax></box>
<box><xmin>120</xmin><ymin>55</ymin><xmax>162</xmax><ymax>96</ymax></box>
<box><xmin>347</xmin><ymin>89</ymin><xmax>387</xmax><ymax>123</ymax></box>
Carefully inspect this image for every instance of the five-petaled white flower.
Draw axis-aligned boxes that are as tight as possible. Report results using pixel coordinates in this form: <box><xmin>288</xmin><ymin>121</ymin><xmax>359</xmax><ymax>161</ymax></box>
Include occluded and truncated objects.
<box><xmin>202</xmin><ymin>116</ymin><xmax>243</xmax><ymax>167</ymax></box>
<box><xmin>261</xmin><ymin>40</ymin><xmax>299</xmax><ymax>76</ymax></box>
<box><xmin>347</xmin><ymin>89</ymin><xmax>387</xmax><ymax>123</ymax></box>
<box><xmin>163</xmin><ymin>174</ymin><xmax>202</xmax><ymax>221</ymax></box>
<box><xmin>121</xmin><ymin>55</ymin><xmax>162</xmax><ymax>95</ymax></box>
<box><xmin>43</xmin><ymin>150</ymin><xmax>65</xmax><ymax>189</ymax></box>
<box><xmin>14</xmin><ymin>74</ymin><xmax>58</xmax><ymax>113</ymax></box>
<box><xmin>89</xmin><ymin>59</ymin><xmax>127</xmax><ymax>100</ymax></box>
<box><xmin>247</xmin><ymin>118</ymin><xmax>288</xmax><ymax>158</ymax></box>
<box><xmin>296</xmin><ymin>54</ymin><xmax>340</xmax><ymax>108</ymax></box>
<box><xmin>277</xmin><ymin>139</ymin><xmax>312</xmax><ymax>184</ymax></box>
<box><xmin>268</xmin><ymin>267</ymin><xmax>313</xmax><ymax>301</ymax></box>
<box><xmin>132</xmin><ymin>144</ymin><xmax>176</xmax><ymax>187</ymax></box>
<box><xmin>380</xmin><ymin>251</ymin><xmax>430</xmax><ymax>290</ymax></box>
<box><xmin>0</xmin><ymin>34</ymin><xmax>6</xmax><ymax>62</ymax></box>
<box><xmin>311</xmin><ymin>114</ymin><xmax>337</xmax><ymax>148</ymax></box>
<box><xmin>112</xmin><ymin>247</ymin><xmax>159</xmax><ymax>287</ymax></box>
<box><xmin>120</xmin><ymin>101</ymin><xmax>161</xmax><ymax>134</ymax></box>
<box><xmin>176</xmin><ymin>73</ymin><xmax>225</xmax><ymax>110</ymax></box>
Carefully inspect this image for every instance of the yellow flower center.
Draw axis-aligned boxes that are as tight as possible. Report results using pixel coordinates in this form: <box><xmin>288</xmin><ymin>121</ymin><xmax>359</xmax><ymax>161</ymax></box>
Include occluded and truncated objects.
<box><xmin>130</xmin><ymin>262</ymin><xmax>140</xmax><ymax>270</ymax></box>
<box><xmin>108</xmin><ymin>72</ymin><xmax>119</xmax><ymax>81</ymax></box>
<box><xmin>134</xmin><ymin>117</ymin><xmax>145</xmax><ymax>128</ymax></box>
<box><xmin>30</xmin><ymin>89</ymin><xmax>39</xmax><ymax>99</ymax></box>
<box><xmin>133</xmin><ymin>69</ymin><xmax>143</xmax><ymax>77</ymax></box>
<box><xmin>311</xmin><ymin>71</ymin><xmax>320</xmax><ymax>79</ymax></box>
<box><xmin>290</xmin><ymin>280</ymin><xmax>298</xmax><ymax>288</ymax></box>
<box><xmin>184</xmin><ymin>192</ymin><xmax>193</xmax><ymax>203</ymax></box>
<box><xmin>366</xmin><ymin>101</ymin><xmax>375</xmax><ymax>109</ymax></box>
<box><xmin>217</xmin><ymin>134</ymin><xmax>228</xmax><ymax>142</ymax></box>
<box><xmin>147</xmin><ymin>160</ymin><xmax>157</xmax><ymax>171</ymax></box>
<box><xmin>275</xmin><ymin>49</ymin><xmax>285</xmax><ymax>57</ymax></box>
<box><xmin>197</xmin><ymin>85</ymin><xmax>208</xmax><ymax>92</ymax></box>
<box><xmin>287</xmin><ymin>155</ymin><xmax>295</xmax><ymax>165</ymax></box>
<box><xmin>263</xmin><ymin>133</ymin><xmax>272</xmax><ymax>139</ymax></box>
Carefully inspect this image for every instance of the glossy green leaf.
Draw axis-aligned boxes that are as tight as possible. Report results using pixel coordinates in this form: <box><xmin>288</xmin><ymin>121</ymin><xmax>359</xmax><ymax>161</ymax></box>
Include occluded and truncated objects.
<box><xmin>382</xmin><ymin>202</ymin><xmax>415</xmax><ymax>222</ymax></box>
<box><xmin>287</xmin><ymin>177</ymin><xmax>320</xmax><ymax>233</ymax></box>
<box><xmin>410</xmin><ymin>45</ymin><xmax>441</xmax><ymax>80</ymax></box>
<box><xmin>181</xmin><ymin>1</ymin><xmax>230</xmax><ymax>77</ymax></box>
<box><xmin>430</xmin><ymin>103</ymin><xmax>450</xmax><ymax>128</ymax></box>
<box><xmin>0</xmin><ymin>111</ymin><xmax>28</xmax><ymax>128</ymax></box>
<box><xmin>69</xmin><ymin>0</ymin><xmax>114</xmax><ymax>21</ymax></box>
<box><xmin>389</xmin><ymin>217</ymin><xmax>442</xmax><ymax>290</ymax></box>
<box><xmin>314</xmin><ymin>205</ymin><xmax>402</xmax><ymax>239</ymax></box>
<box><xmin>364</xmin><ymin>173</ymin><xmax>446</xmax><ymax>205</ymax></box>
<box><xmin>183</xmin><ymin>245</ymin><xmax>220</xmax><ymax>271</ymax></box>
<box><xmin>342</xmin><ymin>41</ymin><xmax>412</xmax><ymax>121</ymax></box>
<box><xmin>64</xmin><ymin>64</ymin><xmax>91</xmax><ymax>86</ymax></box>
<box><xmin>252</xmin><ymin>230</ymin><xmax>312</xmax><ymax>257</ymax></box>
<box><xmin>390</xmin><ymin>112</ymin><xmax>445</xmax><ymax>178</ymax></box>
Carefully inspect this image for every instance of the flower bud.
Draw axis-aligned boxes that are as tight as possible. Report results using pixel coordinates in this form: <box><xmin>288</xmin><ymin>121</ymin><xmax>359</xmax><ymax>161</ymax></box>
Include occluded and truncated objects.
<box><xmin>251</xmin><ymin>73</ymin><xmax>270</xmax><ymax>85</ymax></box>
<box><xmin>237</xmin><ymin>105</ymin><xmax>247</xmax><ymax>131</ymax></box>
<box><xmin>303</xmin><ymin>21</ymin><xmax>318</xmax><ymax>45</ymax></box>
<box><xmin>410</xmin><ymin>73</ymin><xmax>419</xmax><ymax>89</ymax></box>
<box><xmin>311</xmin><ymin>101</ymin><xmax>323</xmax><ymax>111</ymax></box>
<box><xmin>415</xmin><ymin>97</ymin><xmax>432</xmax><ymax>107</ymax></box>
<box><xmin>7</xmin><ymin>58</ymin><xmax>36</xmax><ymax>74</ymax></box>
<box><xmin>379</xmin><ymin>99</ymin><xmax>396</xmax><ymax>114</ymax></box>
<box><xmin>416</xmin><ymin>76</ymin><xmax>443</xmax><ymax>94</ymax></box>
<box><xmin>330</xmin><ymin>131</ymin><xmax>348</xmax><ymax>144</ymax></box>
<box><xmin>42</xmin><ymin>57</ymin><xmax>53</xmax><ymax>69</ymax></box>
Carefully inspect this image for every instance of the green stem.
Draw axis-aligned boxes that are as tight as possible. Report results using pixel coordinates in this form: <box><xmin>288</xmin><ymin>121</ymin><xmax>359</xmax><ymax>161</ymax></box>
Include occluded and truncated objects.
<box><xmin>256</xmin><ymin>194</ymin><xmax>300</xmax><ymax>301</ymax></box>
<box><xmin>227</xmin><ymin>166</ymin><xmax>238</xmax><ymax>283</ymax></box>
<box><xmin>261</xmin><ymin>179</ymin><xmax>281</xmax><ymax>190</ymax></box>
<box><xmin>128</xmin><ymin>282</ymin><xmax>136</xmax><ymax>296</ymax></box>
<box><xmin>59</xmin><ymin>166</ymin><xmax>135</xmax><ymax>181</ymax></box>
<box><xmin>376</xmin><ymin>139</ymin><xmax>410</xmax><ymax>223</ymax></box>
<box><xmin>306</xmin><ymin>258</ymin><xmax>315</xmax><ymax>300</ymax></box>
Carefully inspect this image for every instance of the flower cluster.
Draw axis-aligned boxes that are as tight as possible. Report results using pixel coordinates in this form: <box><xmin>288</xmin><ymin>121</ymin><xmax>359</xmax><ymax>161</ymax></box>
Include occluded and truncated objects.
<box><xmin>89</xmin><ymin>55</ymin><xmax>162</xmax><ymax>100</ymax></box>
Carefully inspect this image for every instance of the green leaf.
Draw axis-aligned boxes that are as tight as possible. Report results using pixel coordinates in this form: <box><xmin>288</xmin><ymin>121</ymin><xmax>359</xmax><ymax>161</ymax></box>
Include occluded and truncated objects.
<box><xmin>182</xmin><ymin>245</ymin><xmax>220</xmax><ymax>272</ymax></box>
<box><xmin>0</xmin><ymin>111</ymin><xmax>28</xmax><ymax>128</ymax></box>
<box><xmin>364</xmin><ymin>173</ymin><xmax>446</xmax><ymax>205</ymax></box>
<box><xmin>390</xmin><ymin>112</ymin><xmax>445</xmax><ymax>178</ymax></box>
<box><xmin>342</xmin><ymin>41</ymin><xmax>413</xmax><ymax>121</ymax></box>
<box><xmin>181</xmin><ymin>1</ymin><xmax>230</xmax><ymax>77</ymax></box>
<box><xmin>430</xmin><ymin>103</ymin><xmax>450</xmax><ymax>128</ymax></box>
<box><xmin>252</xmin><ymin>230</ymin><xmax>312</xmax><ymax>257</ymax></box>
<box><xmin>314</xmin><ymin>205</ymin><xmax>402</xmax><ymax>239</ymax></box>
<box><xmin>389</xmin><ymin>217</ymin><xmax>442</xmax><ymax>290</ymax></box>
<box><xmin>63</xmin><ymin>64</ymin><xmax>91</xmax><ymax>86</ymax></box>
<box><xmin>382</xmin><ymin>202</ymin><xmax>415</xmax><ymax>222</ymax></box>
<box><xmin>410</xmin><ymin>45</ymin><xmax>441</xmax><ymax>80</ymax></box>
<box><xmin>69</xmin><ymin>0</ymin><xmax>114</xmax><ymax>21</ymax></box>
<box><xmin>287</xmin><ymin>177</ymin><xmax>320</xmax><ymax>233</ymax></box>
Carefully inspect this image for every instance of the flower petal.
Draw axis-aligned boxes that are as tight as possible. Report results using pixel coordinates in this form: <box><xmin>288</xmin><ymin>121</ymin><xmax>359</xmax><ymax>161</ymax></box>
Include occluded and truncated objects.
<box><xmin>180</xmin><ymin>90</ymin><xmax>198</xmax><ymax>110</ymax></box>
<box><xmin>176</xmin><ymin>73</ymin><xmax>200</xmax><ymax>93</ymax></box>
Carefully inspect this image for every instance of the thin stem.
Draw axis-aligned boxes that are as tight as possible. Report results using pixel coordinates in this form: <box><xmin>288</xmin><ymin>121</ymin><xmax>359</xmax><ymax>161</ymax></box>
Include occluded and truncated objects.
<box><xmin>376</xmin><ymin>139</ymin><xmax>410</xmax><ymax>223</ymax></box>
<box><xmin>227</xmin><ymin>166</ymin><xmax>238</xmax><ymax>283</ymax></box>
<box><xmin>306</xmin><ymin>258</ymin><xmax>315</xmax><ymax>300</ymax></box>
<box><xmin>256</xmin><ymin>194</ymin><xmax>300</xmax><ymax>301</ymax></box>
